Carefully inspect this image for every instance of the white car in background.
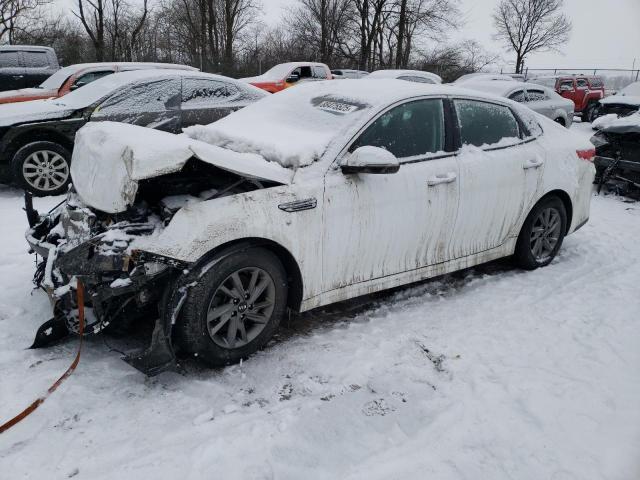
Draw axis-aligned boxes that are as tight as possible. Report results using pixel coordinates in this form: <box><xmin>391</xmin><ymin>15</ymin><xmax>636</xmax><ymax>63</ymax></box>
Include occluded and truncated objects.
<box><xmin>331</xmin><ymin>69</ymin><xmax>369</xmax><ymax>79</ymax></box>
<box><xmin>461</xmin><ymin>80</ymin><xmax>575</xmax><ymax>127</ymax></box>
<box><xmin>368</xmin><ymin>69</ymin><xmax>442</xmax><ymax>84</ymax></box>
<box><xmin>26</xmin><ymin>80</ymin><xmax>595</xmax><ymax>373</ymax></box>
<box><xmin>454</xmin><ymin>73</ymin><xmax>518</xmax><ymax>84</ymax></box>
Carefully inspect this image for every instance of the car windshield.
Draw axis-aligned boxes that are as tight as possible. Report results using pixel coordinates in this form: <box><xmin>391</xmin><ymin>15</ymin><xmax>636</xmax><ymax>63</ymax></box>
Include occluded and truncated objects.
<box><xmin>620</xmin><ymin>82</ymin><xmax>640</xmax><ymax>96</ymax></box>
<box><xmin>38</xmin><ymin>66</ymin><xmax>80</xmax><ymax>90</ymax></box>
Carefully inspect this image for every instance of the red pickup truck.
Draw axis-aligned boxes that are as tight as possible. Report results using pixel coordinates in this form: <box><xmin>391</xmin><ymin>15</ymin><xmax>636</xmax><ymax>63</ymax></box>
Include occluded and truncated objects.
<box><xmin>529</xmin><ymin>75</ymin><xmax>605</xmax><ymax>122</ymax></box>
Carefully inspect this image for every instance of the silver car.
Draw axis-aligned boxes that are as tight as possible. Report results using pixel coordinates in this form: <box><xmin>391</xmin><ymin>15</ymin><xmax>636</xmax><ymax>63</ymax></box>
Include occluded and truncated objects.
<box><xmin>460</xmin><ymin>80</ymin><xmax>574</xmax><ymax>128</ymax></box>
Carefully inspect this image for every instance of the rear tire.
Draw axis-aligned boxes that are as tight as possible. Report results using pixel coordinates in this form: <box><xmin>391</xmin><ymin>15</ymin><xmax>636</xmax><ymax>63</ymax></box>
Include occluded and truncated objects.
<box><xmin>514</xmin><ymin>196</ymin><xmax>567</xmax><ymax>270</ymax></box>
<box><xmin>176</xmin><ymin>247</ymin><xmax>288</xmax><ymax>367</ymax></box>
<box><xmin>12</xmin><ymin>141</ymin><xmax>71</xmax><ymax>196</ymax></box>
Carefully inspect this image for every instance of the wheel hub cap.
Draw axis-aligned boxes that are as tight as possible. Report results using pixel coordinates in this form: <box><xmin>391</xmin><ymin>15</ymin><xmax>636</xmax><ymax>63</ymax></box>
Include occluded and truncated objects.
<box><xmin>205</xmin><ymin>267</ymin><xmax>276</xmax><ymax>349</ymax></box>
<box><xmin>529</xmin><ymin>207</ymin><xmax>562</xmax><ymax>262</ymax></box>
<box><xmin>22</xmin><ymin>150</ymin><xmax>69</xmax><ymax>192</ymax></box>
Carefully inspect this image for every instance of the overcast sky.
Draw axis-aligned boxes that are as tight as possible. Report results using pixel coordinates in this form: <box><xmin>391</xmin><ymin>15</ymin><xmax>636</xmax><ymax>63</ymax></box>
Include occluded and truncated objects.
<box><xmin>58</xmin><ymin>0</ymin><xmax>638</xmax><ymax>72</ymax></box>
<box><xmin>260</xmin><ymin>0</ymin><xmax>639</xmax><ymax>71</ymax></box>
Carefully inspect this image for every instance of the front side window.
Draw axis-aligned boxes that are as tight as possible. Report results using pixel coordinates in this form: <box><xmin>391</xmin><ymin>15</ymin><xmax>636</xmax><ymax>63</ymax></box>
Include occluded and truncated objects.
<box><xmin>559</xmin><ymin>80</ymin><xmax>574</xmax><ymax>90</ymax></box>
<box><xmin>95</xmin><ymin>78</ymin><xmax>181</xmax><ymax>116</ymax></box>
<box><xmin>351</xmin><ymin>99</ymin><xmax>445</xmax><ymax>158</ymax></box>
<box><xmin>454</xmin><ymin>99</ymin><xmax>520</xmax><ymax>148</ymax></box>
<box><xmin>292</xmin><ymin>66</ymin><xmax>313</xmax><ymax>79</ymax></box>
<box><xmin>508</xmin><ymin>90</ymin><xmax>526</xmax><ymax>102</ymax></box>
<box><xmin>73</xmin><ymin>70</ymin><xmax>113</xmax><ymax>88</ymax></box>
<box><xmin>182</xmin><ymin>78</ymin><xmax>239</xmax><ymax>107</ymax></box>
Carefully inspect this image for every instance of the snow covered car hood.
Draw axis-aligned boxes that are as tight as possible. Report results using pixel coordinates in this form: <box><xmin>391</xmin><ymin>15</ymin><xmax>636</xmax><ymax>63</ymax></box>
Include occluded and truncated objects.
<box><xmin>599</xmin><ymin>95</ymin><xmax>640</xmax><ymax>107</ymax></box>
<box><xmin>0</xmin><ymin>98</ymin><xmax>74</xmax><ymax>127</ymax></box>
<box><xmin>597</xmin><ymin>112</ymin><xmax>640</xmax><ymax>134</ymax></box>
<box><xmin>70</xmin><ymin>122</ymin><xmax>294</xmax><ymax>214</ymax></box>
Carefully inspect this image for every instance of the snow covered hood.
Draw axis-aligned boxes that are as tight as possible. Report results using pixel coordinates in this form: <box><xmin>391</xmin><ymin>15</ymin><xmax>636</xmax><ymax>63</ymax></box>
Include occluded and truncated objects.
<box><xmin>0</xmin><ymin>98</ymin><xmax>74</xmax><ymax>127</ymax></box>
<box><xmin>600</xmin><ymin>82</ymin><xmax>640</xmax><ymax>107</ymax></box>
<box><xmin>183</xmin><ymin>80</ymin><xmax>459</xmax><ymax>168</ymax></box>
<box><xmin>71</xmin><ymin>122</ymin><xmax>294</xmax><ymax>213</ymax></box>
<box><xmin>597</xmin><ymin>112</ymin><xmax>640</xmax><ymax>134</ymax></box>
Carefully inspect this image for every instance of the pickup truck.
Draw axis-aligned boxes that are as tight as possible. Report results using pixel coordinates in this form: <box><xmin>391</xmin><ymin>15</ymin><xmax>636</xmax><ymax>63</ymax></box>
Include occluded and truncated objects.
<box><xmin>529</xmin><ymin>75</ymin><xmax>605</xmax><ymax>122</ymax></box>
<box><xmin>0</xmin><ymin>45</ymin><xmax>59</xmax><ymax>92</ymax></box>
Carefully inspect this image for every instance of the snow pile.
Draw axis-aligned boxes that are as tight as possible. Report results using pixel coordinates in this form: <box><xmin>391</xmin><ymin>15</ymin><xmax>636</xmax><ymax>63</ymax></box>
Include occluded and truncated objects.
<box><xmin>184</xmin><ymin>80</ymin><xmax>460</xmax><ymax>168</ymax></box>
<box><xmin>0</xmin><ymin>186</ymin><xmax>639</xmax><ymax>479</ymax></box>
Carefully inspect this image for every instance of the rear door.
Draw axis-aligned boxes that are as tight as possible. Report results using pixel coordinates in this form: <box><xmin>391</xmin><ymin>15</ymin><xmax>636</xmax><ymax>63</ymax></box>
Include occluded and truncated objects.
<box><xmin>322</xmin><ymin>97</ymin><xmax>459</xmax><ymax>292</ymax></box>
<box><xmin>0</xmin><ymin>50</ymin><xmax>26</xmax><ymax>91</ymax></box>
<box><xmin>449</xmin><ymin>98</ymin><xmax>542</xmax><ymax>258</ymax></box>
<box><xmin>525</xmin><ymin>88</ymin><xmax>554</xmax><ymax>117</ymax></box>
<box><xmin>181</xmin><ymin>77</ymin><xmax>243</xmax><ymax>127</ymax></box>
<box><xmin>90</xmin><ymin>78</ymin><xmax>182</xmax><ymax>133</ymax></box>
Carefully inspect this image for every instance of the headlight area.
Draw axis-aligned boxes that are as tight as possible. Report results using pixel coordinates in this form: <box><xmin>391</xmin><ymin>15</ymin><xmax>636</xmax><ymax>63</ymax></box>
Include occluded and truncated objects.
<box><xmin>53</xmin><ymin>238</ymin><xmax>189</xmax><ymax>335</ymax></box>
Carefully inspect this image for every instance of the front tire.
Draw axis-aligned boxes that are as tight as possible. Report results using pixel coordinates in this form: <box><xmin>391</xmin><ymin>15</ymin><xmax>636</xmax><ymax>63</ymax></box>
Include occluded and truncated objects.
<box><xmin>12</xmin><ymin>141</ymin><xmax>71</xmax><ymax>196</ymax></box>
<box><xmin>176</xmin><ymin>247</ymin><xmax>288</xmax><ymax>367</ymax></box>
<box><xmin>514</xmin><ymin>196</ymin><xmax>567</xmax><ymax>270</ymax></box>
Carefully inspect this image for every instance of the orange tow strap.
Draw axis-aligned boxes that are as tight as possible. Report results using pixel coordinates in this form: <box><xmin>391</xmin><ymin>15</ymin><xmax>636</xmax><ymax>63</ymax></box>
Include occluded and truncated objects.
<box><xmin>0</xmin><ymin>281</ymin><xmax>85</xmax><ymax>434</ymax></box>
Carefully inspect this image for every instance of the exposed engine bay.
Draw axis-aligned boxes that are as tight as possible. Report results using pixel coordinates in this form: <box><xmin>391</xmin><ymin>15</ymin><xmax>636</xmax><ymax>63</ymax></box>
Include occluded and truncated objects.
<box><xmin>25</xmin><ymin>159</ymin><xmax>275</xmax><ymax>374</ymax></box>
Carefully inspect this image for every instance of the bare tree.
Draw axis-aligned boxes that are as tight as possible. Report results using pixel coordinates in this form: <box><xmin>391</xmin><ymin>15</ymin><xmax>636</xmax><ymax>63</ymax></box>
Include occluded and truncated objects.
<box><xmin>0</xmin><ymin>0</ymin><xmax>49</xmax><ymax>43</ymax></box>
<box><xmin>493</xmin><ymin>0</ymin><xmax>571</xmax><ymax>74</ymax></box>
<box><xmin>73</xmin><ymin>0</ymin><xmax>106</xmax><ymax>60</ymax></box>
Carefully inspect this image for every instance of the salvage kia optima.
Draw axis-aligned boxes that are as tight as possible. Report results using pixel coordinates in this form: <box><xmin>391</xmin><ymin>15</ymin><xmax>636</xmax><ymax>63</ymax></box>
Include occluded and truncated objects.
<box><xmin>25</xmin><ymin>80</ymin><xmax>596</xmax><ymax>374</ymax></box>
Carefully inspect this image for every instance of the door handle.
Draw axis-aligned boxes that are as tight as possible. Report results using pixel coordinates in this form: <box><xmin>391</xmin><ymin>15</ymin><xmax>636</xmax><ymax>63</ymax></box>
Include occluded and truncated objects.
<box><xmin>12</xmin><ymin>75</ymin><xmax>24</xmax><ymax>79</ymax></box>
<box><xmin>523</xmin><ymin>158</ymin><xmax>544</xmax><ymax>169</ymax></box>
<box><xmin>427</xmin><ymin>172</ymin><xmax>457</xmax><ymax>186</ymax></box>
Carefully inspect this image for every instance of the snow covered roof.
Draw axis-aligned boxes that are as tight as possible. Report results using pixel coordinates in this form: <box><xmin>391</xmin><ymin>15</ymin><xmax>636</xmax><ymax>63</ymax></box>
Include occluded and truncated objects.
<box><xmin>368</xmin><ymin>69</ymin><xmax>442</xmax><ymax>83</ymax></box>
<box><xmin>183</xmin><ymin>79</ymin><xmax>476</xmax><ymax>168</ymax></box>
<box><xmin>460</xmin><ymin>80</ymin><xmax>556</xmax><ymax>98</ymax></box>
<box><xmin>454</xmin><ymin>73</ymin><xmax>516</xmax><ymax>84</ymax></box>
<box><xmin>242</xmin><ymin>62</ymin><xmax>329</xmax><ymax>82</ymax></box>
<box><xmin>39</xmin><ymin>62</ymin><xmax>198</xmax><ymax>89</ymax></box>
<box><xmin>600</xmin><ymin>82</ymin><xmax>640</xmax><ymax>107</ymax></box>
<box><xmin>53</xmin><ymin>69</ymin><xmax>256</xmax><ymax>109</ymax></box>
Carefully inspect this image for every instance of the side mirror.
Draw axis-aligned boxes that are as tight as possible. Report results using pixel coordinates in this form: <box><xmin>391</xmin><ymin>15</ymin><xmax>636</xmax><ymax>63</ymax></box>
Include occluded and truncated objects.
<box><xmin>341</xmin><ymin>146</ymin><xmax>400</xmax><ymax>174</ymax></box>
<box><xmin>286</xmin><ymin>72</ymin><xmax>300</xmax><ymax>83</ymax></box>
<box><xmin>70</xmin><ymin>83</ymin><xmax>84</xmax><ymax>91</ymax></box>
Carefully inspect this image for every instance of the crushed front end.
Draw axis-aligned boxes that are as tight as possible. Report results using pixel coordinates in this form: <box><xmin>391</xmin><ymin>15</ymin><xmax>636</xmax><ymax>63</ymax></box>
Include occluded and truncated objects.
<box><xmin>25</xmin><ymin>189</ymin><xmax>188</xmax><ymax>374</ymax></box>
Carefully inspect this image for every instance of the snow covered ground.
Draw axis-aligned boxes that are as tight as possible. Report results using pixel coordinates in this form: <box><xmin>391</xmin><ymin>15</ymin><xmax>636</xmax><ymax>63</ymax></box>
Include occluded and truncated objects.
<box><xmin>1</xmin><ymin>122</ymin><xmax>639</xmax><ymax>479</ymax></box>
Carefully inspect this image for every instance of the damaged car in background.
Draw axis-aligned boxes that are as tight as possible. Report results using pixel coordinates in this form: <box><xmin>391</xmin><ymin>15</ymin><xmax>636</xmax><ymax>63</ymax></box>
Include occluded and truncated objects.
<box><xmin>25</xmin><ymin>80</ymin><xmax>595</xmax><ymax>375</ymax></box>
<box><xmin>0</xmin><ymin>69</ymin><xmax>266</xmax><ymax>196</ymax></box>
<box><xmin>591</xmin><ymin>112</ymin><xmax>640</xmax><ymax>196</ymax></box>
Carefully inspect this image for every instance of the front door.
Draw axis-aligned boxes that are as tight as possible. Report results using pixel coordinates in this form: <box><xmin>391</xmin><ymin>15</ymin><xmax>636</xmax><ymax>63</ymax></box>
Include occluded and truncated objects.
<box><xmin>0</xmin><ymin>50</ymin><xmax>26</xmax><ymax>91</ymax></box>
<box><xmin>449</xmin><ymin>98</ymin><xmax>540</xmax><ymax>258</ymax></box>
<box><xmin>322</xmin><ymin>98</ymin><xmax>459</xmax><ymax>292</ymax></box>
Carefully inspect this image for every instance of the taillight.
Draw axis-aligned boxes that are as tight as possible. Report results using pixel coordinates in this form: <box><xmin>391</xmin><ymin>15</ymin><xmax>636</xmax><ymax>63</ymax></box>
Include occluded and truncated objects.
<box><xmin>576</xmin><ymin>148</ymin><xmax>595</xmax><ymax>162</ymax></box>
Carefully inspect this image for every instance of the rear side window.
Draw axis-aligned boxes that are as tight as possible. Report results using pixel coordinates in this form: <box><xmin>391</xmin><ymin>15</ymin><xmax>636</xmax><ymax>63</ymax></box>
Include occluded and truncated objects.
<box><xmin>454</xmin><ymin>99</ymin><xmax>520</xmax><ymax>148</ymax></box>
<box><xmin>508</xmin><ymin>90</ymin><xmax>525</xmax><ymax>102</ymax></box>
<box><xmin>312</xmin><ymin>66</ymin><xmax>328</xmax><ymax>79</ymax></box>
<box><xmin>351</xmin><ymin>99</ymin><xmax>445</xmax><ymax>158</ymax></box>
<box><xmin>526</xmin><ymin>89</ymin><xmax>547</xmax><ymax>102</ymax></box>
<box><xmin>0</xmin><ymin>51</ymin><xmax>21</xmax><ymax>68</ymax></box>
<box><xmin>182</xmin><ymin>78</ymin><xmax>239</xmax><ymax>107</ymax></box>
<box><xmin>23</xmin><ymin>52</ymin><xmax>49</xmax><ymax>68</ymax></box>
<box><xmin>576</xmin><ymin>79</ymin><xmax>589</xmax><ymax>89</ymax></box>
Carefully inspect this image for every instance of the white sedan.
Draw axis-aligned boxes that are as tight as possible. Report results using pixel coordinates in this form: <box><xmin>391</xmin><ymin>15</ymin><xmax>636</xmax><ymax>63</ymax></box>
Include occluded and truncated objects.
<box><xmin>26</xmin><ymin>80</ymin><xmax>595</xmax><ymax>373</ymax></box>
<box><xmin>460</xmin><ymin>80</ymin><xmax>575</xmax><ymax>127</ymax></box>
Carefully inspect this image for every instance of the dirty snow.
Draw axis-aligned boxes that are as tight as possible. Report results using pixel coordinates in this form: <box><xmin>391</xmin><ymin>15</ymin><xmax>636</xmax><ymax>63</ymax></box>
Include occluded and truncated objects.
<box><xmin>0</xmin><ymin>123</ymin><xmax>639</xmax><ymax>479</ymax></box>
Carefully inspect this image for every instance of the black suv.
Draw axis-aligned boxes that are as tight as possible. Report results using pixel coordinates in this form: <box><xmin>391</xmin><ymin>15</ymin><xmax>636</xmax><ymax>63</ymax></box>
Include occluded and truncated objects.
<box><xmin>0</xmin><ymin>69</ymin><xmax>266</xmax><ymax>195</ymax></box>
<box><xmin>0</xmin><ymin>45</ymin><xmax>59</xmax><ymax>91</ymax></box>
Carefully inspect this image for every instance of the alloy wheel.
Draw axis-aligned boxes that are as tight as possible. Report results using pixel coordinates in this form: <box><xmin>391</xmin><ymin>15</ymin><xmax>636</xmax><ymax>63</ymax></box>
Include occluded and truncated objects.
<box><xmin>529</xmin><ymin>207</ymin><xmax>562</xmax><ymax>262</ymax></box>
<box><xmin>22</xmin><ymin>150</ymin><xmax>69</xmax><ymax>192</ymax></box>
<box><xmin>206</xmin><ymin>267</ymin><xmax>276</xmax><ymax>349</ymax></box>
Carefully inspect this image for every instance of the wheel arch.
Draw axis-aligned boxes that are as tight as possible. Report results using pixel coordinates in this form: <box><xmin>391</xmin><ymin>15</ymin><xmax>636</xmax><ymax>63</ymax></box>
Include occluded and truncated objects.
<box><xmin>537</xmin><ymin>189</ymin><xmax>573</xmax><ymax>234</ymax></box>
<box><xmin>6</xmin><ymin>127</ymin><xmax>74</xmax><ymax>169</ymax></box>
<box><xmin>193</xmin><ymin>237</ymin><xmax>304</xmax><ymax>312</ymax></box>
